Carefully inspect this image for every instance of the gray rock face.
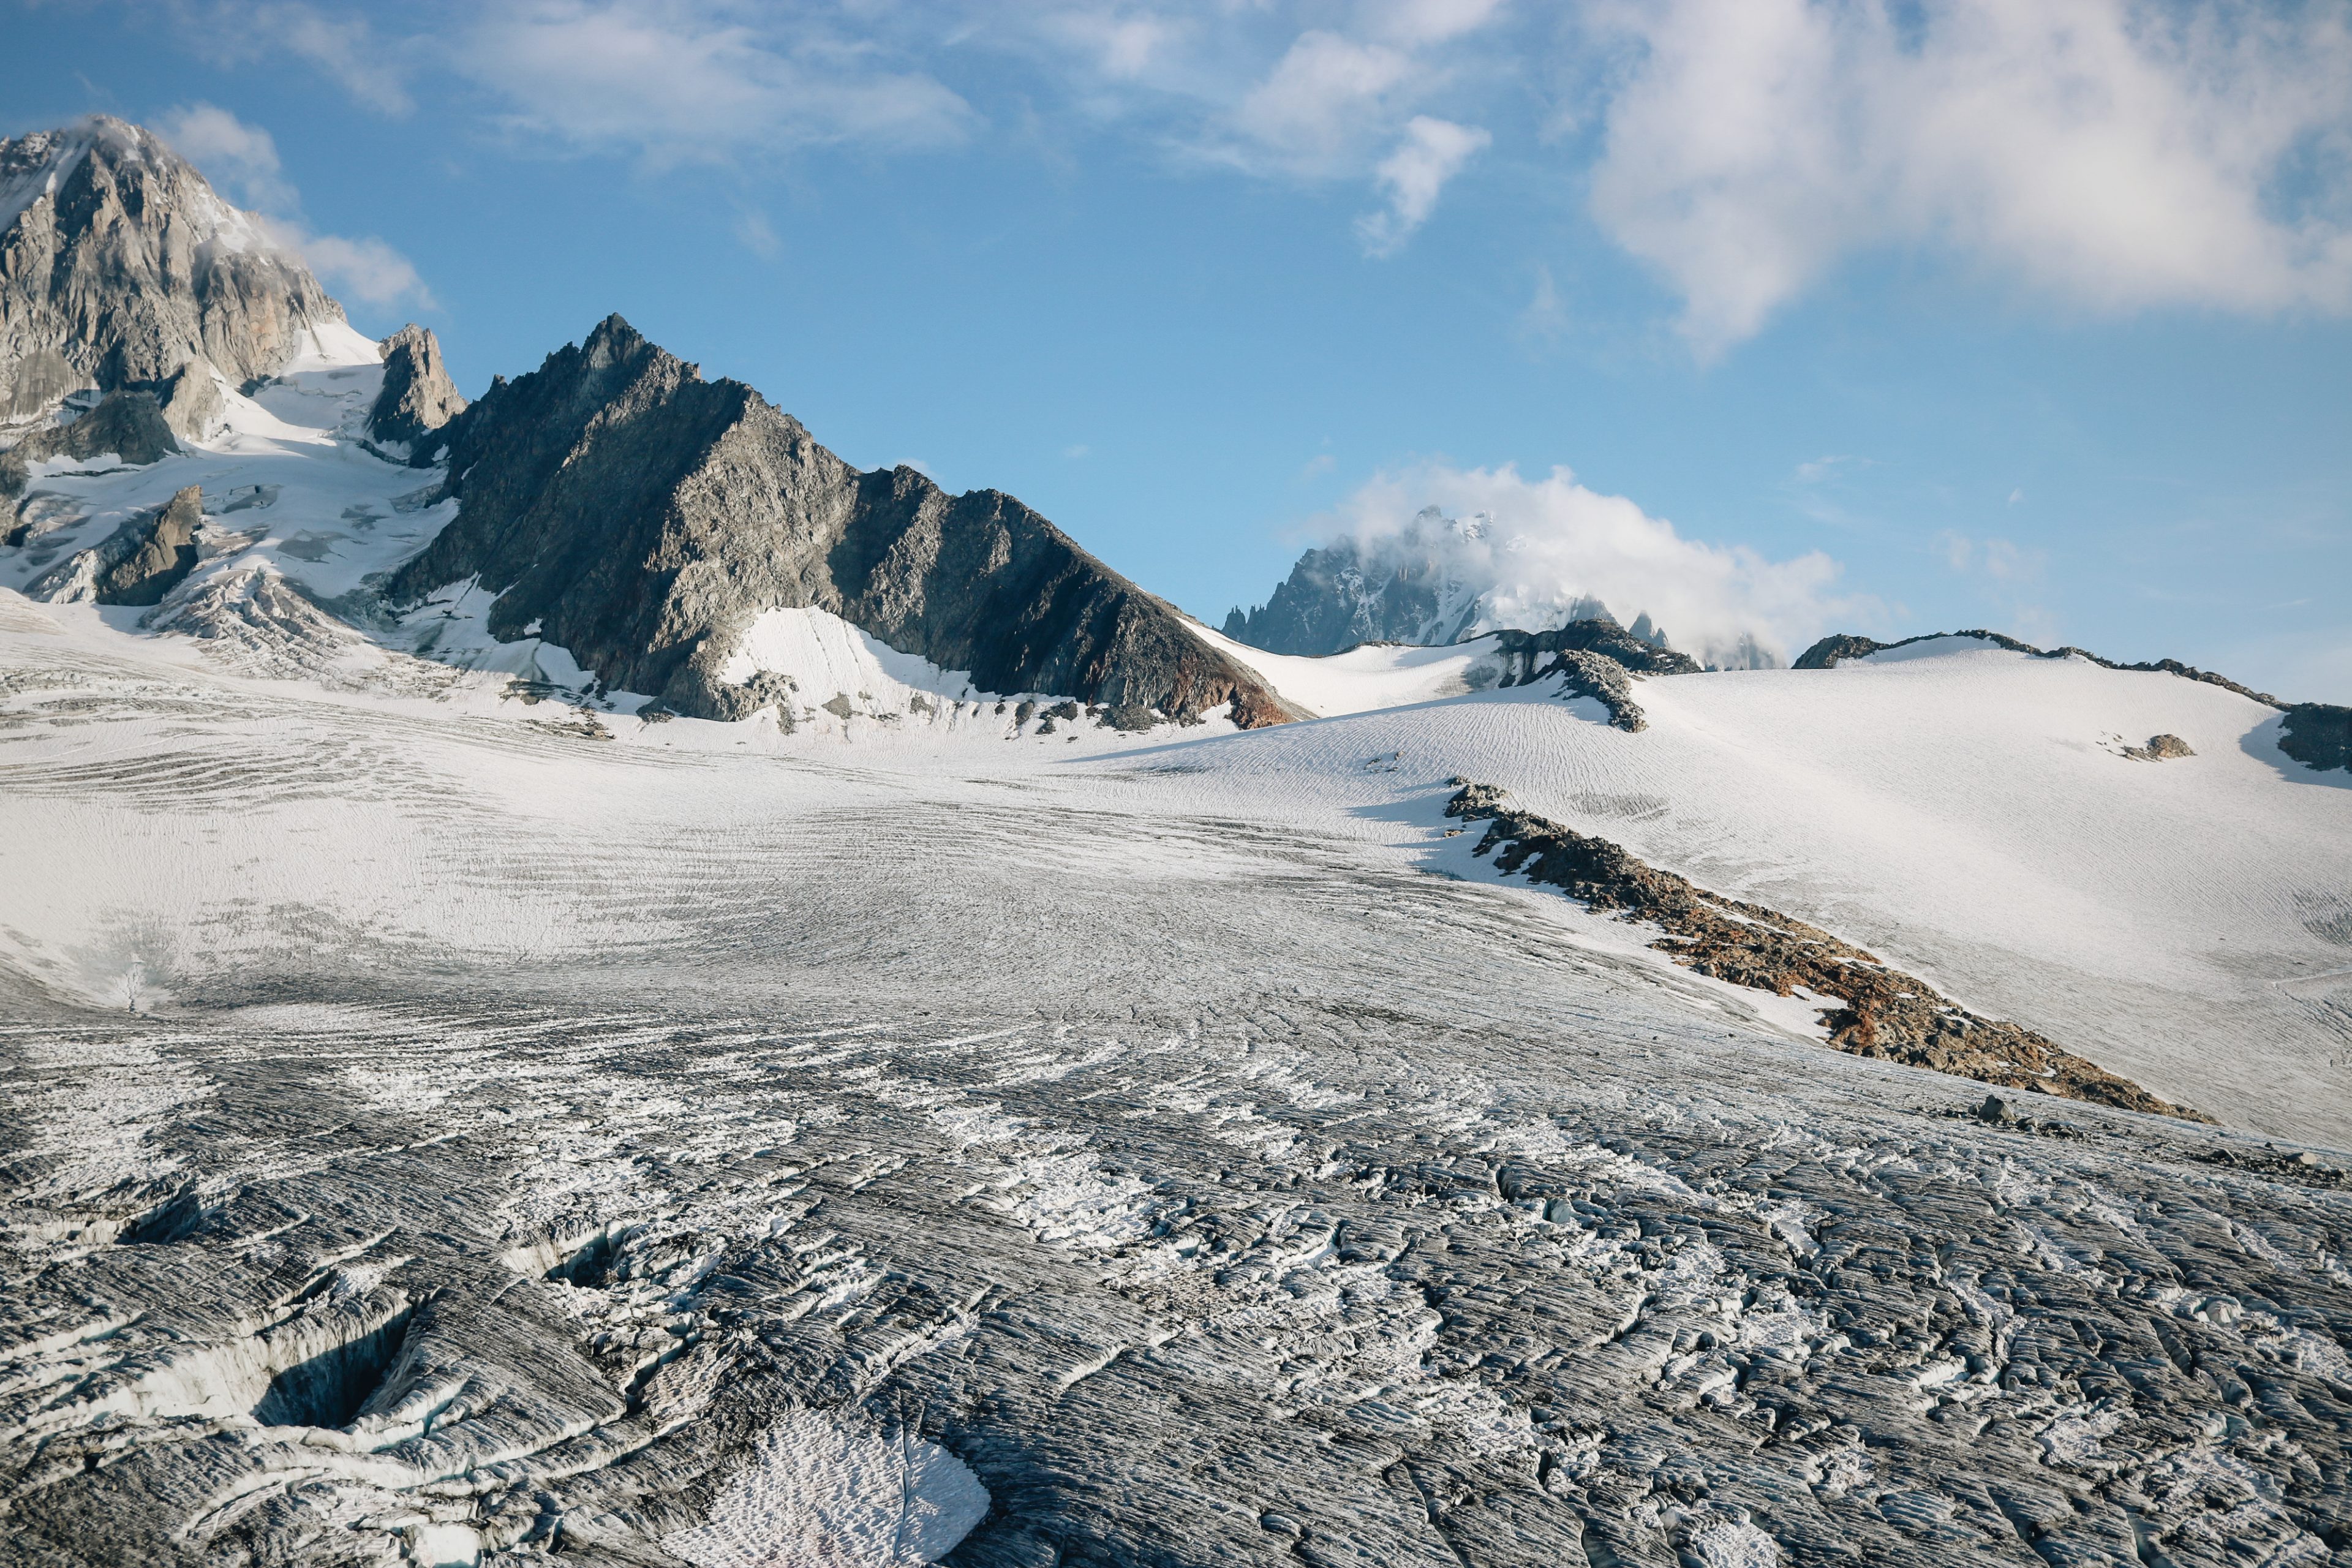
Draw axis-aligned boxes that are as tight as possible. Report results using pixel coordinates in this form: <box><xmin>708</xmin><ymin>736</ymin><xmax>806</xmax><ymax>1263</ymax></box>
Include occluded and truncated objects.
<box><xmin>26</xmin><ymin>483</ymin><xmax>202</xmax><ymax>605</ymax></box>
<box><xmin>0</xmin><ymin>116</ymin><xmax>344</xmax><ymax>424</ymax></box>
<box><xmin>366</xmin><ymin>323</ymin><xmax>464</xmax><ymax>458</ymax></box>
<box><xmin>389</xmin><ymin>315</ymin><xmax>1304</xmax><ymax>726</ymax></box>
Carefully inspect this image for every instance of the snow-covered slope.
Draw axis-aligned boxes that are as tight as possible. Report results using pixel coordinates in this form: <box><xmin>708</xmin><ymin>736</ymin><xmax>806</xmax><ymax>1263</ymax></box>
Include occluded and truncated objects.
<box><xmin>1183</xmin><ymin>620</ymin><xmax>1512</xmax><ymax>717</ymax></box>
<box><xmin>1128</xmin><ymin>636</ymin><xmax>2352</xmax><ymax>1142</ymax></box>
<box><xmin>5</xmin><ymin>590</ymin><xmax>2350</xmax><ymax>1568</ymax></box>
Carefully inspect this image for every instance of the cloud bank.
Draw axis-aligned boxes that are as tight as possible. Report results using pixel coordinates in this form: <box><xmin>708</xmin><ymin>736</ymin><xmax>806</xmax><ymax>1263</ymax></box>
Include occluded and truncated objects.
<box><xmin>1588</xmin><ymin>0</ymin><xmax>2352</xmax><ymax>351</ymax></box>
<box><xmin>1328</xmin><ymin>462</ymin><xmax>1866</xmax><ymax>669</ymax></box>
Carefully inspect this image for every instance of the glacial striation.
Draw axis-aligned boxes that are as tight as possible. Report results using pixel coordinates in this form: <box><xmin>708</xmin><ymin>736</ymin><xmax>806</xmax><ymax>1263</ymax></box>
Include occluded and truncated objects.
<box><xmin>389</xmin><ymin>315</ymin><xmax>1303</xmax><ymax>727</ymax></box>
<box><xmin>0</xmin><ymin>117</ymin><xmax>345</xmax><ymax>429</ymax></box>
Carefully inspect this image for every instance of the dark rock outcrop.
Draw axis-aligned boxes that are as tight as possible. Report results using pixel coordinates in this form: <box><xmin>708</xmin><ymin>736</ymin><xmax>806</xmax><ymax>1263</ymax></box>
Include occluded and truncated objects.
<box><xmin>1446</xmin><ymin>780</ymin><xmax>2202</xmax><ymax>1120</ymax></box>
<box><xmin>390</xmin><ymin>315</ymin><xmax>1304</xmax><ymax>726</ymax></box>
<box><xmin>1792</xmin><ymin>633</ymin><xmax>1890</xmax><ymax>670</ymax></box>
<box><xmin>26</xmin><ymin>483</ymin><xmax>202</xmax><ymax>605</ymax></box>
<box><xmin>2280</xmin><ymin>704</ymin><xmax>2352</xmax><ymax>772</ymax></box>
<box><xmin>1224</xmin><ymin>512</ymin><xmax>1723</xmax><ymax>662</ymax></box>
<box><xmin>2122</xmin><ymin>733</ymin><xmax>2195</xmax><ymax>762</ymax></box>
<box><xmin>1544</xmin><ymin>649</ymin><xmax>1646</xmax><ymax>732</ymax></box>
<box><xmin>366</xmin><ymin>323</ymin><xmax>465</xmax><ymax>458</ymax></box>
<box><xmin>1490</xmin><ymin>620</ymin><xmax>1701</xmax><ymax>678</ymax></box>
<box><xmin>0</xmin><ymin>116</ymin><xmax>343</xmax><ymax>424</ymax></box>
<box><xmin>2</xmin><ymin>386</ymin><xmax>181</xmax><ymax>542</ymax></box>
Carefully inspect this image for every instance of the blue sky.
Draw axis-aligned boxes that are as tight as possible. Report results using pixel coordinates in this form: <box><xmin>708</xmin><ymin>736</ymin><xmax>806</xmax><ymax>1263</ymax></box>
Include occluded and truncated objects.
<box><xmin>6</xmin><ymin>0</ymin><xmax>2349</xmax><ymax>695</ymax></box>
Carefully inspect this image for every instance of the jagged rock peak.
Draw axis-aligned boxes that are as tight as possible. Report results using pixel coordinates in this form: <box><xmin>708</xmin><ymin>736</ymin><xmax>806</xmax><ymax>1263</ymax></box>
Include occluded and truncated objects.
<box><xmin>0</xmin><ymin>115</ymin><xmax>345</xmax><ymax>427</ymax></box>
<box><xmin>367</xmin><ymin>323</ymin><xmax>466</xmax><ymax>459</ymax></box>
<box><xmin>392</xmin><ymin>317</ymin><xmax>1304</xmax><ymax>729</ymax></box>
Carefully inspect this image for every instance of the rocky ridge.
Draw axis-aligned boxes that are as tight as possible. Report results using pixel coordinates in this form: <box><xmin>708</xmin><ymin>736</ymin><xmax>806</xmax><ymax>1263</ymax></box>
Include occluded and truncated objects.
<box><xmin>1445</xmin><ymin>781</ymin><xmax>2201</xmax><ymax>1120</ymax></box>
<box><xmin>389</xmin><ymin>315</ymin><xmax>1303</xmax><ymax>728</ymax></box>
<box><xmin>1797</xmin><ymin>628</ymin><xmax>2352</xmax><ymax>774</ymax></box>
<box><xmin>364</xmin><ymin>323</ymin><xmax>465</xmax><ymax>458</ymax></box>
<box><xmin>0</xmin><ymin>117</ymin><xmax>342</xmax><ymax>433</ymax></box>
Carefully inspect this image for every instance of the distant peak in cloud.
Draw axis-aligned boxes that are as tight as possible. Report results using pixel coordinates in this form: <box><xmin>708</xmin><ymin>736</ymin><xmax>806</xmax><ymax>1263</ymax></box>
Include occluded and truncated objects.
<box><xmin>1322</xmin><ymin>462</ymin><xmax>1869</xmax><ymax>669</ymax></box>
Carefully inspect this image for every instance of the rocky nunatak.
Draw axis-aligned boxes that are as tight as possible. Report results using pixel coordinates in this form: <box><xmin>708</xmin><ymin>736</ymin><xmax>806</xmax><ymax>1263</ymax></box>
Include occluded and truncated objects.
<box><xmin>390</xmin><ymin>315</ymin><xmax>1303</xmax><ymax>729</ymax></box>
<box><xmin>1446</xmin><ymin>781</ymin><xmax>2201</xmax><ymax>1119</ymax></box>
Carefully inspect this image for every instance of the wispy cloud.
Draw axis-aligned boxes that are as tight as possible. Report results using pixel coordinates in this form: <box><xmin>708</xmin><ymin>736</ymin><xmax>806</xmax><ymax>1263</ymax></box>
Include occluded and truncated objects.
<box><xmin>170</xmin><ymin>1</ymin><xmax>415</xmax><ymax>115</ymax></box>
<box><xmin>160</xmin><ymin>0</ymin><xmax>2352</xmax><ymax>342</ymax></box>
<box><xmin>1516</xmin><ymin>263</ymin><xmax>1569</xmax><ymax>346</ymax></box>
<box><xmin>156</xmin><ymin>103</ymin><xmax>434</xmax><ymax>311</ymax></box>
<box><xmin>458</xmin><ymin>0</ymin><xmax>976</xmax><ymax>165</ymax></box>
<box><xmin>1357</xmin><ymin>115</ymin><xmax>1490</xmax><ymax>255</ymax></box>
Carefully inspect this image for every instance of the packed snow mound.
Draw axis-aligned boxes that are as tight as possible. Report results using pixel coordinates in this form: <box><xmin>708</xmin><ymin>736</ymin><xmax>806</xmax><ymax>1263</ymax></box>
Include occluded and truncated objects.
<box><xmin>1130</xmin><ymin>635</ymin><xmax>2352</xmax><ymax>1144</ymax></box>
<box><xmin>1184</xmin><ymin>620</ymin><xmax>1513</xmax><ymax>717</ymax></box>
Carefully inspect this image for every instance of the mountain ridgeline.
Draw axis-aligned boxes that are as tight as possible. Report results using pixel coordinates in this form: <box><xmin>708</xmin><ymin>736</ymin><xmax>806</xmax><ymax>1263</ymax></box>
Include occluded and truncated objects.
<box><xmin>388</xmin><ymin>316</ymin><xmax>1302</xmax><ymax>728</ymax></box>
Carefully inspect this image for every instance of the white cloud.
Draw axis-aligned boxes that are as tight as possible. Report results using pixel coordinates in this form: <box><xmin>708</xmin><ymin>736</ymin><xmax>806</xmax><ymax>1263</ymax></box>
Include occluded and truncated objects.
<box><xmin>156</xmin><ymin>102</ymin><xmax>297</xmax><ymax>212</ymax></box>
<box><xmin>734</xmin><ymin>209</ymin><xmax>782</xmax><ymax>258</ymax></box>
<box><xmin>155</xmin><ymin>104</ymin><xmax>435</xmax><ymax>312</ymax></box>
<box><xmin>1932</xmin><ymin>530</ymin><xmax>2043</xmax><ymax>582</ymax></box>
<box><xmin>274</xmin><ymin>226</ymin><xmax>437</xmax><ymax>308</ymax></box>
<box><xmin>1330</xmin><ymin>461</ymin><xmax>1867</xmax><ymax>667</ymax></box>
<box><xmin>1588</xmin><ymin>0</ymin><xmax>2352</xmax><ymax>352</ymax></box>
<box><xmin>1226</xmin><ymin>31</ymin><xmax>1419</xmax><ymax>175</ymax></box>
<box><xmin>262</xmin><ymin>2</ymin><xmax>415</xmax><ymax>115</ymax></box>
<box><xmin>1357</xmin><ymin>115</ymin><xmax>1490</xmax><ymax>255</ymax></box>
<box><xmin>1368</xmin><ymin>0</ymin><xmax>1510</xmax><ymax>48</ymax></box>
<box><xmin>459</xmin><ymin>0</ymin><xmax>976</xmax><ymax>162</ymax></box>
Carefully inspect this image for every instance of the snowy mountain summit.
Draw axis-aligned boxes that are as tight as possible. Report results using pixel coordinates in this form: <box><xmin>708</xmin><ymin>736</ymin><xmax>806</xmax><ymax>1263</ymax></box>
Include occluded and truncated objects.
<box><xmin>4</xmin><ymin>116</ymin><xmax>2352</xmax><ymax>1568</ymax></box>
<box><xmin>0</xmin><ymin>116</ymin><xmax>353</xmax><ymax>440</ymax></box>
